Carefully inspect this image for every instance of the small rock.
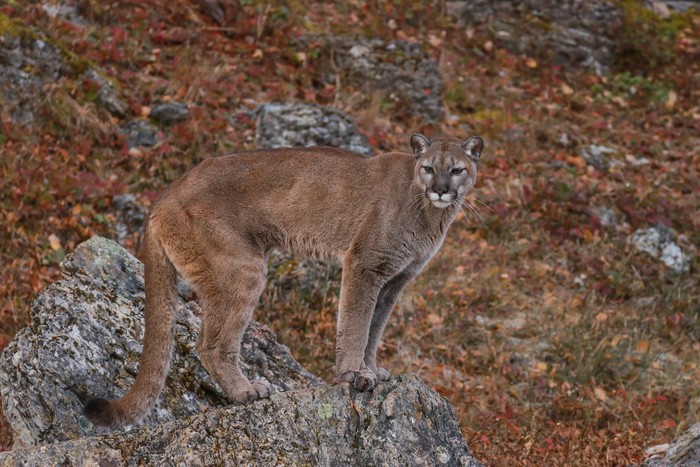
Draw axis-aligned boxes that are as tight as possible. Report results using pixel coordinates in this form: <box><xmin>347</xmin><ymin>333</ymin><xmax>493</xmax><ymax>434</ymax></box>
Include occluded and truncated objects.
<box><xmin>83</xmin><ymin>69</ymin><xmax>127</xmax><ymax>118</ymax></box>
<box><xmin>579</xmin><ymin>144</ymin><xmax>616</xmax><ymax>169</ymax></box>
<box><xmin>149</xmin><ymin>101</ymin><xmax>190</xmax><ymax>125</ymax></box>
<box><xmin>625</xmin><ymin>154</ymin><xmax>651</xmax><ymax>167</ymax></box>
<box><xmin>121</xmin><ymin>120</ymin><xmax>161</xmax><ymax>148</ymax></box>
<box><xmin>659</xmin><ymin>1</ymin><xmax>700</xmax><ymax>13</ymax></box>
<box><xmin>592</xmin><ymin>206</ymin><xmax>617</xmax><ymax>227</ymax></box>
<box><xmin>648</xmin><ymin>1</ymin><xmax>672</xmax><ymax>18</ymax></box>
<box><xmin>111</xmin><ymin>194</ymin><xmax>148</xmax><ymax>248</ymax></box>
<box><xmin>630</xmin><ymin>225</ymin><xmax>690</xmax><ymax>273</ymax></box>
<box><xmin>41</xmin><ymin>3</ymin><xmax>88</xmax><ymax>26</ymax></box>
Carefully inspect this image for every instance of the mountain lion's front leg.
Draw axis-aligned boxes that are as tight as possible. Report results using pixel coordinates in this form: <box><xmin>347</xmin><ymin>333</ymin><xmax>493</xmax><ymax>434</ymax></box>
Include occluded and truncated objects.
<box><xmin>364</xmin><ymin>265</ymin><xmax>419</xmax><ymax>381</ymax></box>
<box><xmin>335</xmin><ymin>261</ymin><xmax>386</xmax><ymax>391</ymax></box>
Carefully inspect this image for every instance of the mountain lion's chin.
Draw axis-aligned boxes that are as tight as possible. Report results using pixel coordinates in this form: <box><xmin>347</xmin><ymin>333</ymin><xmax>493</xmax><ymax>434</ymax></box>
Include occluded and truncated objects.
<box><xmin>430</xmin><ymin>200</ymin><xmax>451</xmax><ymax>209</ymax></box>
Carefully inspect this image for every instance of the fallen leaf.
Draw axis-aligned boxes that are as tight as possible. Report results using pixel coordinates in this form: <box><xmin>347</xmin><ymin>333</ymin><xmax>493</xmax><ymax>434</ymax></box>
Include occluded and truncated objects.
<box><xmin>594</xmin><ymin>386</ymin><xmax>607</xmax><ymax>402</ymax></box>
<box><xmin>428</xmin><ymin>34</ymin><xmax>442</xmax><ymax>48</ymax></box>
<box><xmin>665</xmin><ymin>90</ymin><xmax>677</xmax><ymax>110</ymax></box>
<box><xmin>427</xmin><ymin>313</ymin><xmax>443</xmax><ymax>326</ymax></box>
<box><xmin>48</xmin><ymin>234</ymin><xmax>62</xmax><ymax>251</ymax></box>
<box><xmin>128</xmin><ymin>147</ymin><xmax>143</xmax><ymax>158</ymax></box>
<box><xmin>525</xmin><ymin>58</ymin><xmax>537</xmax><ymax>68</ymax></box>
<box><xmin>636</xmin><ymin>340</ymin><xmax>650</xmax><ymax>353</ymax></box>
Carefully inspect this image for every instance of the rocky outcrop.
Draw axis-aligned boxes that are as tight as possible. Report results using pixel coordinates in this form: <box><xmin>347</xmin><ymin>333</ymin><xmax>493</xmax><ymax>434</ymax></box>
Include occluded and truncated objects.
<box><xmin>254</xmin><ymin>102</ymin><xmax>373</xmax><ymax>156</ymax></box>
<box><xmin>298</xmin><ymin>36</ymin><xmax>444</xmax><ymax>122</ymax></box>
<box><xmin>0</xmin><ymin>236</ymin><xmax>481</xmax><ymax>465</ymax></box>
<box><xmin>642</xmin><ymin>422</ymin><xmax>700</xmax><ymax>466</ymax></box>
<box><xmin>0</xmin><ymin>236</ymin><xmax>320</xmax><ymax>448</ymax></box>
<box><xmin>0</xmin><ymin>375</ymin><xmax>481</xmax><ymax>466</ymax></box>
<box><xmin>0</xmin><ymin>15</ymin><xmax>127</xmax><ymax>125</ymax></box>
<box><xmin>446</xmin><ymin>0</ymin><xmax>622</xmax><ymax>74</ymax></box>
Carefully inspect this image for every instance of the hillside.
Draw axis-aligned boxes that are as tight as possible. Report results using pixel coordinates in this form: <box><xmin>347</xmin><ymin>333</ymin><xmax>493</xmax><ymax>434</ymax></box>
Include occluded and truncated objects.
<box><xmin>1</xmin><ymin>1</ymin><xmax>699</xmax><ymax>464</ymax></box>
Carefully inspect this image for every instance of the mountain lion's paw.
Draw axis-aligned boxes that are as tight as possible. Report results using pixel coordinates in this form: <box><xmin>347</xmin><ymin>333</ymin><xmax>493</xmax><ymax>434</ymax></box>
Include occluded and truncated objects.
<box><xmin>339</xmin><ymin>367</ymin><xmax>377</xmax><ymax>391</ymax></box>
<box><xmin>233</xmin><ymin>380</ymin><xmax>271</xmax><ymax>404</ymax></box>
<box><xmin>376</xmin><ymin>367</ymin><xmax>391</xmax><ymax>381</ymax></box>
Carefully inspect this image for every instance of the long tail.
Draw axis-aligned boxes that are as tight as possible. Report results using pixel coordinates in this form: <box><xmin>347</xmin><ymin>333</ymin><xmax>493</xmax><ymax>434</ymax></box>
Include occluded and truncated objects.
<box><xmin>83</xmin><ymin>223</ymin><xmax>177</xmax><ymax>428</ymax></box>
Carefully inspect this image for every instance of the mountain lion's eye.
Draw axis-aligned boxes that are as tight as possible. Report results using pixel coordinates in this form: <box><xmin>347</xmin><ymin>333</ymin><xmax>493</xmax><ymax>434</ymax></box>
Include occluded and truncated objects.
<box><xmin>451</xmin><ymin>168</ymin><xmax>464</xmax><ymax>175</ymax></box>
<box><xmin>423</xmin><ymin>166</ymin><xmax>435</xmax><ymax>174</ymax></box>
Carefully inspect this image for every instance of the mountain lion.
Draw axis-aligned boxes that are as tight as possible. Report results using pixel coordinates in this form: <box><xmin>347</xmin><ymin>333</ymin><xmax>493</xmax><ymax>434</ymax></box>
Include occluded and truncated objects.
<box><xmin>83</xmin><ymin>133</ymin><xmax>484</xmax><ymax>428</ymax></box>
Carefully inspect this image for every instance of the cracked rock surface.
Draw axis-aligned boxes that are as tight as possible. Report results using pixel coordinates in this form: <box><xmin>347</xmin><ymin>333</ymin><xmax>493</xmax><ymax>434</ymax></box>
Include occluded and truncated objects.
<box><xmin>0</xmin><ymin>375</ymin><xmax>481</xmax><ymax>466</ymax></box>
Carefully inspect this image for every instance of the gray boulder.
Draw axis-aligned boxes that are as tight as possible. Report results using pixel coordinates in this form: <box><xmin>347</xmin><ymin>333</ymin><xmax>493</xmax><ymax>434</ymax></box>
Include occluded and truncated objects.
<box><xmin>255</xmin><ymin>102</ymin><xmax>373</xmax><ymax>156</ymax></box>
<box><xmin>0</xmin><ymin>236</ymin><xmax>320</xmax><ymax>448</ymax></box>
<box><xmin>642</xmin><ymin>422</ymin><xmax>700</xmax><ymax>466</ymax></box>
<box><xmin>0</xmin><ymin>375</ymin><xmax>482</xmax><ymax>466</ymax></box>
<box><xmin>0</xmin><ymin>17</ymin><xmax>127</xmax><ymax>126</ymax></box>
<box><xmin>297</xmin><ymin>36</ymin><xmax>444</xmax><ymax>122</ymax></box>
<box><xmin>446</xmin><ymin>0</ymin><xmax>622</xmax><ymax>75</ymax></box>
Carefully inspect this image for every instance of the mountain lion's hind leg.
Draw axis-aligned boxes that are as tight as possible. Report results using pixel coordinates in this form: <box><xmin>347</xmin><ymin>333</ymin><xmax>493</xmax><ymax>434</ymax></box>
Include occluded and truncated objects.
<box><xmin>195</xmin><ymin>251</ymin><xmax>270</xmax><ymax>404</ymax></box>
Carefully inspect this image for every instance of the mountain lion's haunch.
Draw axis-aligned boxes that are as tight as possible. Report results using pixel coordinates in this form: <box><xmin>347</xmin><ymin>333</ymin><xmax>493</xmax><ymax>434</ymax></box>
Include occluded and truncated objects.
<box><xmin>83</xmin><ymin>133</ymin><xmax>484</xmax><ymax>428</ymax></box>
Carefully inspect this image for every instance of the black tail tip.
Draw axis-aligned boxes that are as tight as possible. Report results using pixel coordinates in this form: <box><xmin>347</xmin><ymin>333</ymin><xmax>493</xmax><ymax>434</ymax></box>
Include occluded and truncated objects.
<box><xmin>83</xmin><ymin>397</ymin><xmax>115</xmax><ymax>427</ymax></box>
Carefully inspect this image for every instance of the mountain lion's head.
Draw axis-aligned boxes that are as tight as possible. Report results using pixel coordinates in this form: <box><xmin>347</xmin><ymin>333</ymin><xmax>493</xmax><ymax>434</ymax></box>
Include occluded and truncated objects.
<box><xmin>410</xmin><ymin>133</ymin><xmax>483</xmax><ymax>209</ymax></box>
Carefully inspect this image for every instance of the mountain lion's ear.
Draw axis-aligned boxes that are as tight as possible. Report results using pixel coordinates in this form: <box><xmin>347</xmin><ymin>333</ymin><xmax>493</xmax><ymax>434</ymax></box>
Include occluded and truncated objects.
<box><xmin>410</xmin><ymin>133</ymin><xmax>431</xmax><ymax>158</ymax></box>
<box><xmin>461</xmin><ymin>136</ymin><xmax>484</xmax><ymax>162</ymax></box>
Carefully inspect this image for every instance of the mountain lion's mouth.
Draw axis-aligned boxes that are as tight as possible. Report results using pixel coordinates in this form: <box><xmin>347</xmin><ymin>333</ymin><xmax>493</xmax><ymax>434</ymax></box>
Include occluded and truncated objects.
<box><xmin>430</xmin><ymin>199</ymin><xmax>452</xmax><ymax>209</ymax></box>
<box><xmin>427</xmin><ymin>191</ymin><xmax>454</xmax><ymax>209</ymax></box>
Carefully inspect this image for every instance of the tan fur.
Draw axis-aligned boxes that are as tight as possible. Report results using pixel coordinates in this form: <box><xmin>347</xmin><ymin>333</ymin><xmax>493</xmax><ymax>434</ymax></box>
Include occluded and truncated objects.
<box><xmin>83</xmin><ymin>134</ymin><xmax>483</xmax><ymax>428</ymax></box>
